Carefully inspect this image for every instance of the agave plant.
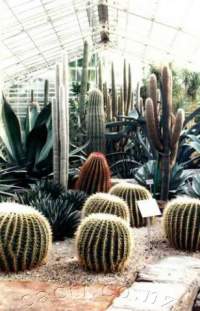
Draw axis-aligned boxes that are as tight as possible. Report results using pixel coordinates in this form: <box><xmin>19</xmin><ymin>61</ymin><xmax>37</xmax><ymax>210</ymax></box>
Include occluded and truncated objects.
<box><xmin>181</xmin><ymin>174</ymin><xmax>200</xmax><ymax>198</ymax></box>
<box><xmin>134</xmin><ymin>160</ymin><xmax>192</xmax><ymax>199</ymax></box>
<box><xmin>0</xmin><ymin>95</ymin><xmax>52</xmax><ymax>179</ymax></box>
<box><xmin>17</xmin><ymin>180</ymin><xmax>88</xmax><ymax>240</ymax></box>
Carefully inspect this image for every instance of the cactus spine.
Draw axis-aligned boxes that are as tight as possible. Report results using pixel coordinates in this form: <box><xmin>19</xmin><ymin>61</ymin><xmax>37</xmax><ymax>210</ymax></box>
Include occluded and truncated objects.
<box><xmin>75</xmin><ymin>152</ymin><xmax>111</xmax><ymax>194</ymax></box>
<box><xmin>111</xmin><ymin>62</ymin><xmax>117</xmax><ymax>118</ymax></box>
<box><xmin>145</xmin><ymin>67</ymin><xmax>185</xmax><ymax>201</ymax></box>
<box><xmin>79</xmin><ymin>41</ymin><xmax>89</xmax><ymax>126</ymax></box>
<box><xmin>82</xmin><ymin>192</ymin><xmax>130</xmax><ymax>222</ymax></box>
<box><xmin>0</xmin><ymin>203</ymin><xmax>52</xmax><ymax>272</ymax></box>
<box><xmin>76</xmin><ymin>214</ymin><xmax>133</xmax><ymax>272</ymax></box>
<box><xmin>44</xmin><ymin>79</ymin><xmax>49</xmax><ymax>106</ymax></box>
<box><xmin>163</xmin><ymin>198</ymin><xmax>200</xmax><ymax>251</ymax></box>
<box><xmin>110</xmin><ymin>183</ymin><xmax>152</xmax><ymax>227</ymax></box>
<box><xmin>53</xmin><ymin>54</ymin><xmax>69</xmax><ymax>190</ymax></box>
<box><xmin>87</xmin><ymin>88</ymin><xmax>106</xmax><ymax>153</ymax></box>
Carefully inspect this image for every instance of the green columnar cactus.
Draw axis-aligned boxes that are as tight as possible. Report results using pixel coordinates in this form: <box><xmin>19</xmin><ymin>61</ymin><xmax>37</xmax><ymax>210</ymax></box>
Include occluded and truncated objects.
<box><xmin>0</xmin><ymin>203</ymin><xmax>52</xmax><ymax>272</ymax></box>
<box><xmin>126</xmin><ymin>64</ymin><xmax>132</xmax><ymax>115</ymax></box>
<box><xmin>82</xmin><ymin>192</ymin><xmax>130</xmax><ymax>222</ymax></box>
<box><xmin>103</xmin><ymin>82</ymin><xmax>108</xmax><ymax>110</ymax></box>
<box><xmin>106</xmin><ymin>94</ymin><xmax>112</xmax><ymax>122</ymax></box>
<box><xmin>111</xmin><ymin>62</ymin><xmax>117</xmax><ymax>118</ymax></box>
<box><xmin>31</xmin><ymin>89</ymin><xmax>34</xmax><ymax>103</ymax></box>
<box><xmin>98</xmin><ymin>60</ymin><xmax>103</xmax><ymax>91</ymax></box>
<box><xmin>76</xmin><ymin>214</ymin><xmax>133</xmax><ymax>272</ymax></box>
<box><xmin>145</xmin><ymin>67</ymin><xmax>185</xmax><ymax>201</ymax></box>
<box><xmin>79</xmin><ymin>41</ymin><xmax>89</xmax><ymax>125</ymax></box>
<box><xmin>75</xmin><ymin>152</ymin><xmax>111</xmax><ymax>194</ymax></box>
<box><xmin>118</xmin><ymin>87</ymin><xmax>124</xmax><ymax>115</ymax></box>
<box><xmin>163</xmin><ymin>198</ymin><xmax>200</xmax><ymax>251</ymax></box>
<box><xmin>123</xmin><ymin>60</ymin><xmax>127</xmax><ymax>114</ymax></box>
<box><xmin>44</xmin><ymin>79</ymin><xmax>49</xmax><ymax>106</ymax></box>
<box><xmin>53</xmin><ymin>54</ymin><xmax>69</xmax><ymax>190</ymax></box>
<box><xmin>87</xmin><ymin>88</ymin><xmax>106</xmax><ymax>153</ymax></box>
<box><xmin>110</xmin><ymin>182</ymin><xmax>152</xmax><ymax>227</ymax></box>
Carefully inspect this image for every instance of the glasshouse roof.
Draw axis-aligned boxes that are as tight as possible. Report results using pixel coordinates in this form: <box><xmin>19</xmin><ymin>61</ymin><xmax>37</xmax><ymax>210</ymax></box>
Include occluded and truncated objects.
<box><xmin>1</xmin><ymin>0</ymin><xmax>200</xmax><ymax>81</ymax></box>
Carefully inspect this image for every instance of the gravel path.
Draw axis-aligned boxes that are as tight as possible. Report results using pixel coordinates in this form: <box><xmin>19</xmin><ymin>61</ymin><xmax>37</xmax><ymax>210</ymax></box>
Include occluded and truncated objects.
<box><xmin>0</xmin><ymin>218</ymin><xmax>199</xmax><ymax>287</ymax></box>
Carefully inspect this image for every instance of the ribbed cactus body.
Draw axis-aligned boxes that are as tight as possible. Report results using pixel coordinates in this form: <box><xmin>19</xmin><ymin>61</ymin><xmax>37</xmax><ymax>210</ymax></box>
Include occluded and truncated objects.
<box><xmin>163</xmin><ymin>198</ymin><xmax>200</xmax><ymax>251</ymax></box>
<box><xmin>44</xmin><ymin>79</ymin><xmax>49</xmax><ymax>106</ymax></box>
<box><xmin>76</xmin><ymin>214</ymin><xmax>133</xmax><ymax>272</ymax></box>
<box><xmin>82</xmin><ymin>192</ymin><xmax>130</xmax><ymax>222</ymax></box>
<box><xmin>80</xmin><ymin>40</ymin><xmax>89</xmax><ymax>123</ymax></box>
<box><xmin>75</xmin><ymin>152</ymin><xmax>111</xmax><ymax>195</ymax></box>
<box><xmin>87</xmin><ymin>89</ymin><xmax>106</xmax><ymax>153</ymax></box>
<box><xmin>111</xmin><ymin>63</ymin><xmax>117</xmax><ymax>118</ymax></box>
<box><xmin>110</xmin><ymin>183</ymin><xmax>152</xmax><ymax>227</ymax></box>
<box><xmin>145</xmin><ymin>66</ymin><xmax>185</xmax><ymax>201</ymax></box>
<box><xmin>0</xmin><ymin>203</ymin><xmax>52</xmax><ymax>272</ymax></box>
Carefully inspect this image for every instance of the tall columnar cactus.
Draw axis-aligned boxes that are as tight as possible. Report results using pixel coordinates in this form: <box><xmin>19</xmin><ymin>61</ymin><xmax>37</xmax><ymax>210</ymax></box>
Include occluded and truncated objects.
<box><xmin>163</xmin><ymin>198</ymin><xmax>200</xmax><ymax>251</ymax></box>
<box><xmin>126</xmin><ymin>64</ymin><xmax>132</xmax><ymax>115</ymax></box>
<box><xmin>0</xmin><ymin>203</ymin><xmax>52</xmax><ymax>272</ymax></box>
<box><xmin>87</xmin><ymin>88</ymin><xmax>106</xmax><ymax>153</ymax></box>
<box><xmin>82</xmin><ymin>192</ymin><xmax>130</xmax><ymax>222</ymax></box>
<box><xmin>123</xmin><ymin>59</ymin><xmax>127</xmax><ymax>113</ymax></box>
<box><xmin>110</xmin><ymin>182</ymin><xmax>152</xmax><ymax>227</ymax></box>
<box><xmin>98</xmin><ymin>60</ymin><xmax>103</xmax><ymax>91</ymax></box>
<box><xmin>75</xmin><ymin>152</ymin><xmax>111</xmax><ymax>194</ymax></box>
<box><xmin>118</xmin><ymin>87</ymin><xmax>124</xmax><ymax>115</ymax></box>
<box><xmin>111</xmin><ymin>62</ymin><xmax>117</xmax><ymax>118</ymax></box>
<box><xmin>76</xmin><ymin>214</ymin><xmax>133</xmax><ymax>272</ymax></box>
<box><xmin>145</xmin><ymin>67</ymin><xmax>185</xmax><ymax>201</ymax></box>
<box><xmin>44</xmin><ymin>79</ymin><xmax>49</xmax><ymax>106</ymax></box>
<box><xmin>53</xmin><ymin>54</ymin><xmax>69</xmax><ymax>190</ymax></box>
<box><xmin>79</xmin><ymin>41</ymin><xmax>89</xmax><ymax>125</ymax></box>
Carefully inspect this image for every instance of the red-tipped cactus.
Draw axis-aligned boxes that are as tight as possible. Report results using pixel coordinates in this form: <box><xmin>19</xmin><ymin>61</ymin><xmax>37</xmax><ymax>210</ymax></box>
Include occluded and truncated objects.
<box><xmin>75</xmin><ymin>152</ymin><xmax>111</xmax><ymax>194</ymax></box>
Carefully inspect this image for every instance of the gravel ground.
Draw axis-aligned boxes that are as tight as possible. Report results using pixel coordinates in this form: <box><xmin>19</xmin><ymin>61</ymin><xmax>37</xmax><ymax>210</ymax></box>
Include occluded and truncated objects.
<box><xmin>0</xmin><ymin>217</ymin><xmax>199</xmax><ymax>287</ymax></box>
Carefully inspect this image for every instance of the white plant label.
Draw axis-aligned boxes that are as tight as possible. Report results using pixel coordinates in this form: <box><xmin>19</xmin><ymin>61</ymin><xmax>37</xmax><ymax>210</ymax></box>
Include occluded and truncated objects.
<box><xmin>146</xmin><ymin>179</ymin><xmax>154</xmax><ymax>185</ymax></box>
<box><xmin>137</xmin><ymin>199</ymin><xmax>161</xmax><ymax>218</ymax></box>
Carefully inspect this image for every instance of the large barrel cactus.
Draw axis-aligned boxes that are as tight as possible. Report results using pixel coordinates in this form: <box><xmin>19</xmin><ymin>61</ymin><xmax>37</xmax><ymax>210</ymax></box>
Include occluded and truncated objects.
<box><xmin>82</xmin><ymin>192</ymin><xmax>130</xmax><ymax>222</ymax></box>
<box><xmin>75</xmin><ymin>152</ymin><xmax>111</xmax><ymax>194</ymax></box>
<box><xmin>163</xmin><ymin>198</ymin><xmax>200</xmax><ymax>251</ymax></box>
<box><xmin>109</xmin><ymin>183</ymin><xmax>152</xmax><ymax>227</ymax></box>
<box><xmin>87</xmin><ymin>88</ymin><xmax>106</xmax><ymax>153</ymax></box>
<box><xmin>0</xmin><ymin>203</ymin><xmax>52</xmax><ymax>272</ymax></box>
<box><xmin>76</xmin><ymin>214</ymin><xmax>133</xmax><ymax>272</ymax></box>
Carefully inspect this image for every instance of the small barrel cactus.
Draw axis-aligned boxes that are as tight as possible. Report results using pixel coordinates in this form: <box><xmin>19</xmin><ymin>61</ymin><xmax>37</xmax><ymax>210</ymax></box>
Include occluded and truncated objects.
<box><xmin>163</xmin><ymin>198</ymin><xmax>200</xmax><ymax>251</ymax></box>
<box><xmin>0</xmin><ymin>203</ymin><xmax>52</xmax><ymax>272</ymax></box>
<box><xmin>109</xmin><ymin>183</ymin><xmax>152</xmax><ymax>227</ymax></box>
<box><xmin>75</xmin><ymin>152</ymin><xmax>111</xmax><ymax>195</ymax></box>
<box><xmin>76</xmin><ymin>214</ymin><xmax>133</xmax><ymax>272</ymax></box>
<box><xmin>82</xmin><ymin>192</ymin><xmax>130</xmax><ymax>222</ymax></box>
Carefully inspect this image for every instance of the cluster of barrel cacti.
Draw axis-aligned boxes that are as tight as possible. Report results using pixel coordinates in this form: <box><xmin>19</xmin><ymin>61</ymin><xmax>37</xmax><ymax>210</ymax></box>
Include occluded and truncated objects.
<box><xmin>75</xmin><ymin>152</ymin><xmax>111</xmax><ymax>194</ymax></box>
<box><xmin>52</xmin><ymin>54</ymin><xmax>69</xmax><ymax>190</ymax></box>
<box><xmin>145</xmin><ymin>66</ymin><xmax>185</xmax><ymax>201</ymax></box>
<box><xmin>110</xmin><ymin>182</ymin><xmax>152</xmax><ymax>228</ymax></box>
<box><xmin>102</xmin><ymin>60</ymin><xmax>133</xmax><ymax>121</ymax></box>
<box><xmin>86</xmin><ymin>88</ymin><xmax>106</xmax><ymax>153</ymax></box>
<box><xmin>0</xmin><ymin>203</ymin><xmax>52</xmax><ymax>272</ymax></box>
<box><xmin>163</xmin><ymin>198</ymin><xmax>200</xmax><ymax>251</ymax></box>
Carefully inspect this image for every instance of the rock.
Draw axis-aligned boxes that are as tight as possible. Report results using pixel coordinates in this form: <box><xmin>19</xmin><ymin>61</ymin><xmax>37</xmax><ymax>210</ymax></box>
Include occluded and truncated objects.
<box><xmin>0</xmin><ymin>280</ymin><xmax>123</xmax><ymax>311</ymax></box>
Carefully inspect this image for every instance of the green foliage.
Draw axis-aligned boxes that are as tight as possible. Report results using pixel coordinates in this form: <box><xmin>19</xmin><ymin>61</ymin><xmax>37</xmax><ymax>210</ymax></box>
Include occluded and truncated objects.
<box><xmin>181</xmin><ymin>175</ymin><xmax>200</xmax><ymax>198</ymax></box>
<box><xmin>1</xmin><ymin>96</ymin><xmax>52</xmax><ymax>179</ymax></box>
<box><xmin>163</xmin><ymin>198</ymin><xmax>200</xmax><ymax>251</ymax></box>
<box><xmin>0</xmin><ymin>202</ymin><xmax>52</xmax><ymax>272</ymax></box>
<box><xmin>134</xmin><ymin>160</ymin><xmax>192</xmax><ymax>199</ymax></box>
<box><xmin>76</xmin><ymin>213</ymin><xmax>133</xmax><ymax>272</ymax></box>
<box><xmin>82</xmin><ymin>192</ymin><xmax>130</xmax><ymax>222</ymax></box>
<box><xmin>110</xmin><ymin>182</ymin><xmax>151</xmax><ymax>228</ymax></box>
<box><xmin>17</xmin><ymin>182</ymin><xmax>88</xmax><ymax>241</ymax></box>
